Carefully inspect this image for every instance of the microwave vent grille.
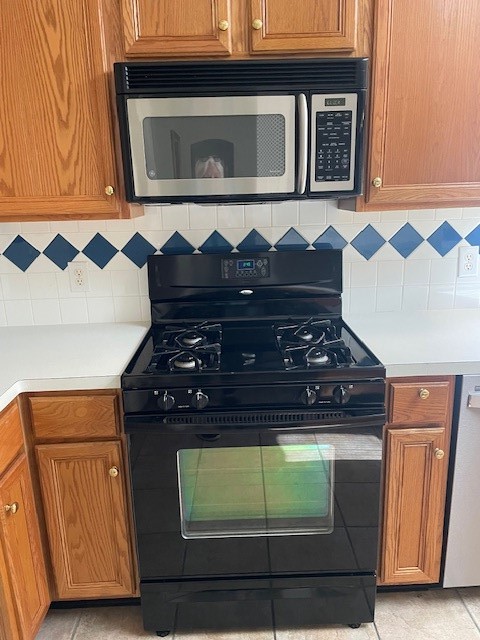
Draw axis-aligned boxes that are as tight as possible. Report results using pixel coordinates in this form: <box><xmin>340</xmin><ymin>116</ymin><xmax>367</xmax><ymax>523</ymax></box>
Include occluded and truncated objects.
<box><xmin>117</xmin><ymin>59</ymin><xmax>366</xmax><ymax>94</ymax></box>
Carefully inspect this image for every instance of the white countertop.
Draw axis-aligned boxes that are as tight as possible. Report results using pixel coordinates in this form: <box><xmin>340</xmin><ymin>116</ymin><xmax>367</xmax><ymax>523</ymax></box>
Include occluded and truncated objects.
<box><xmin>346</xmin><ymin>309</ymin><xmax>480</xmax><ymax>378</ymax></box>
<box><xmin>0</xmin><ymin>322</ymin><xmax>149</xmax><ymax>412</ymax></box>
<box><xmin>1</xmin><ymin>310</ymin><xmax>480</xmax><ymax>413</ymax></box>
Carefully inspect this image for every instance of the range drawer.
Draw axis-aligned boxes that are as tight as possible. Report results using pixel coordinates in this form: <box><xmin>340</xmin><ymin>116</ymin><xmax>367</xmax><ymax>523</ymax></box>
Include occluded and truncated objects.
<box><xmin>29</xmin><ymin>394</ymin><xmax>119</xmax><ymax>440</ymax></box>
<box><xmin>388</xmin><ymin>380</ymin><xmax>451</xmax><ymax>425</ymax></box>
<box><xmin>0</xmin><ymin>402</ymin><xmax>24</xmax><ymax>475</ymax></box>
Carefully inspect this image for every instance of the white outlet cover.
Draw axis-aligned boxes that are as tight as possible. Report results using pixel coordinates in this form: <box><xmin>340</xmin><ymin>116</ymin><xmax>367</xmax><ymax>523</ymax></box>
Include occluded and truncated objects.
<box><xmin>458</xmin><ymin>246</ymin><xmax>479</xmax><ymax>278</ymax></box>
<box><xmin>67</xmin><ymin>261</ymin><xmax>90</xmax><ymax>291</ymax></box>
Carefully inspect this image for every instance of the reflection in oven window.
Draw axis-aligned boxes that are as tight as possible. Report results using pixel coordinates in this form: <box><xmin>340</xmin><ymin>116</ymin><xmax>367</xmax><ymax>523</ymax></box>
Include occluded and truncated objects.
<box><xmin>177</xmin><ymin>441</ymin><xmax>334</xmax><ymax>539</ymax></box>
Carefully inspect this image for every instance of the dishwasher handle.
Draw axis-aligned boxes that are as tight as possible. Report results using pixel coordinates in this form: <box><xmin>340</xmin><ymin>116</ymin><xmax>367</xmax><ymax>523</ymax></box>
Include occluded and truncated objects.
<box><xmin>468</xmin><ymin>394</ymin><xmax>480</xmax><ymax>409</ymax></box>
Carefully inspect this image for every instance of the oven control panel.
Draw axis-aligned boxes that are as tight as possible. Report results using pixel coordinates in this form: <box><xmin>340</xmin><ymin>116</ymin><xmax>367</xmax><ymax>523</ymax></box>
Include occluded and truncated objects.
<box><xmin>123</xmin><ymin>381</ymin><xmax>385</xmax><ymax>415</ymax></box>
<box><xmin>221</xmin><ymin>257</ymin><xmax>270</xmax><ymax>280</ymax></box>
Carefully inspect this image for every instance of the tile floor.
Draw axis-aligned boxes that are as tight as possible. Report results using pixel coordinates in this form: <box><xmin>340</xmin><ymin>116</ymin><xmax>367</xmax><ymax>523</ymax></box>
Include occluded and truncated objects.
<box><xmin>36</xmin><ymin>588</ymin><xmax>480</xmax><ymax>640</ymax></box>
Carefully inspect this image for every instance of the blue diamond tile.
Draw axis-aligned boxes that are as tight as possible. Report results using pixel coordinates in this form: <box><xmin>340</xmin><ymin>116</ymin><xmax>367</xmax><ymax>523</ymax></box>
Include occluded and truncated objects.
<box><xmin>237</xmin><ymin>230</ymin><xmax>272</xmax><ymax>252</ymax></box>
<box><xmin>312</xmin><ymin>226</ymin><xmax>347</xmax><ymax>250</ymax></box>
<box><xmin>389</xmin><ymin>223</ymin><xmax>424</xmax><ymax>258</ymax></box>
<box><xmin>3</xmin><ymin>236</ymin><xmax>40</xmax><ymax>271</ymax></box>
<box><xmin>122</xmin><ymin>233</ymin><xmax>157</xmax><ymax>267</ymax></box>
<box><xmin>275</xmin><ymin>228</ymin><xmax>309</xmax><ymax>251</ymax></box>
<box><xmin>351</xmin><ymin>225</ymin><xmax>386</xmax><ymax>260</ymax></box>
<box><xmin>160</xmin><ymin>232</ymin><xmax>195</xmax><ymax>255</ymax></box>
<box><xmin>43</xmin><ymin>234</ymin><xmax>79</xmax><ymax>270</ymax></box>
<box><xmin>427</xmin><ymin>222</ymin><xmax>462</xmax><ymax>257</ymax></box>
<box><xmin>199</xmin><ymin>231</ymin><xmax>233</xmax><ymax>254</ymax></box>
<box><xmin>82</xmin><ymin>233</ymin><xmax>118</xmax><ymax>269</ymax></box>
<box><xmin>466</xmin><ymin>224</ymin><xmax>480</xmax><ymax>246</ymax></box>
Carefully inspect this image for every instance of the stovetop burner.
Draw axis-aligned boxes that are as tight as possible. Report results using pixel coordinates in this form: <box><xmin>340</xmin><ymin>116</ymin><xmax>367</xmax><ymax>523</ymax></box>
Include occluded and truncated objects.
<box><xmin>275</xmin><ymin>319</ymin><xmax>354</xmax><ymax>370</ymax></box>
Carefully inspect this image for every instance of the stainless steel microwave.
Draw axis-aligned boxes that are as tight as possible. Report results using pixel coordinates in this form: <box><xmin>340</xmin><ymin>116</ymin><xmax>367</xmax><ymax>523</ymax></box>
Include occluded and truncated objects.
<box><xmin>114</xmin><ymin>58</ymin><xmax>367</xmax><ymax>205</ymax></box>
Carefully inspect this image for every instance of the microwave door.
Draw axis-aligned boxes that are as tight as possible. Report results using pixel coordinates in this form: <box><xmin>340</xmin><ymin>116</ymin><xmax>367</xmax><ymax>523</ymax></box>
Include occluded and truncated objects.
<box><xmin>126</xmin><ymin>95</ymin><xmax>296</xmax><ymax>200</ymax></box>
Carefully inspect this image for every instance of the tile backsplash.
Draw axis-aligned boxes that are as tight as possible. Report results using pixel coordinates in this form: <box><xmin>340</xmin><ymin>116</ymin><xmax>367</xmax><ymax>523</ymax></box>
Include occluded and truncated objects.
<box><xmin>0</xmin><ymin>200</ymin><xmax>479</xmax><ymax>326</ymax></box>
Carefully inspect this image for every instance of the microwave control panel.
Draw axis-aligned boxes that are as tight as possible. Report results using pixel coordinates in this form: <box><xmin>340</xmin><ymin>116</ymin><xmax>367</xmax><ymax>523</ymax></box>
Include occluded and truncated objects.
<box><xmin>310</xmin><ymin>94</ymin><xmax>358</xmax><ymax>193</ymax></box>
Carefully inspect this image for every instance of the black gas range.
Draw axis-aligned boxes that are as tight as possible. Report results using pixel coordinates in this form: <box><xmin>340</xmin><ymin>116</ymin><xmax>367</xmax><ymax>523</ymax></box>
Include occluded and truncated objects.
<box><xmin>122</xmin><ymin>250</ymin><xmax>385</xmax><ymax>636</ymax></box>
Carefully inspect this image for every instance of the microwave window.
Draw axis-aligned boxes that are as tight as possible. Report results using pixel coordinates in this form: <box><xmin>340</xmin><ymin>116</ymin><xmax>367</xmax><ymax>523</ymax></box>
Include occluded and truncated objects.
<box><xmin>142</xmin><ymin>115</ymin><xmax>286</xmax><ymax>180</ymax></box>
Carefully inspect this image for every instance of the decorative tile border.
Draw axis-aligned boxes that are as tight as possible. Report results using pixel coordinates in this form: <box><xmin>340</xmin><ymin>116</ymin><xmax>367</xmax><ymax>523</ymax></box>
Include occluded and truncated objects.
<box><xmin>1</xmin><ymin>222</ymin><xmax>479</xmax><ymax>271</ymax></box>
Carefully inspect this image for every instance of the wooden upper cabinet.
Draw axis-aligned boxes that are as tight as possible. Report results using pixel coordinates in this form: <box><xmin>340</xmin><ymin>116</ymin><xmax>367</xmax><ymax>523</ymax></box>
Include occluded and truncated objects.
<box><xmin>249</xmin><ymin>0</ymin><xmax>357</xmax><ymax>53</ymax></box>
<box><xmin>0</xmin><ymin>456</ymin><xmax>50</xmax><ymax>640</ymax></box>
<box><xmin>364</xmin><ymin>0</ymin><xmax>480</xmax><ymax>209</ymax></box>
<box><xmin>122</xmin><ymin>0</ymin><xmax>233</xmax><ymax>57</ymax></box>
<box><xmin>0</xmin><ymin>0</ymin><xmax>128</xmax><ymax>221</ymax></box>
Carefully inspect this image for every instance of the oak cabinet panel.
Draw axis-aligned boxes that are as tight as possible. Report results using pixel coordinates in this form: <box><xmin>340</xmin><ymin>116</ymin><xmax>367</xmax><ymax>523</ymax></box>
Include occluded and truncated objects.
<box><xmin>36</xmin><ymin>441</ymin><xmax>135</xmax><ymax>600</ymax></box>
<box><xmin>0</xmin><ymin>0</ymin><xmax>127</xmax><ymax>220</ymax></box>
<box><xmin>0</xmin><ymin>456</ymin><xmax>50</xmax><ymax>640</ymax></box>
<box><xmin>379</xmin><ymin>376</ymin><xmax>454</xmax><ymax>586</ymax></box>
<box><xmin>364</xmin><ymin>0</ymin><xmax>480</xmax><ymax>209</ymax></box>
<box><xmin>0</xmin><ymin>403</ymin><xmax>23</xmax><ymax>477</ymax></box>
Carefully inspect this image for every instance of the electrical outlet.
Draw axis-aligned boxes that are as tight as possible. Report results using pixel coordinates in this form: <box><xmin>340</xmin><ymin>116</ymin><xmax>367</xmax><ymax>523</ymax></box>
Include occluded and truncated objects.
<box><xmin>458</xmin><ymin>246</ymin><xmax>479</xmax><ymax>278</ymax></box>
<box><xmin>68</xmin><ymin>261</ymin><xmax>89</xmax><ymax>291</ymax></box>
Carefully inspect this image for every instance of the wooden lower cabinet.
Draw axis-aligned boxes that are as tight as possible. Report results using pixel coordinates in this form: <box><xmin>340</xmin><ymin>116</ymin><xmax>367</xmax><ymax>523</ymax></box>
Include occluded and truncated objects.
<box><xmin>36</xmin><ymin>441</ymin><xmax>136</xmax><ymax>600</ymax></box>
<box><xmin>379</xmin><ymin>376</ymin><xmax>454</xmax><ymax>585</ymax></box>
<box><xmin>0</xmin><ymin>455</ymin><xmax>50</xmax><ymax>640</ymax></box>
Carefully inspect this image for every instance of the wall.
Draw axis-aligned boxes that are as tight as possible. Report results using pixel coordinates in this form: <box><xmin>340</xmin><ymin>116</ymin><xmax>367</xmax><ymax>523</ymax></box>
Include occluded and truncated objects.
<box><xmin>0</xmin><ymin>200</ymin><xmax>479</xmax><ymax>326</ymax></box>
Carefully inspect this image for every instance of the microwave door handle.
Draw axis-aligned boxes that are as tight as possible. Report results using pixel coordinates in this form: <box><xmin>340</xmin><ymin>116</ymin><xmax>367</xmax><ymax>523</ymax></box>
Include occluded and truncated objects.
<box><xmin>296</xmin><ymin>93</ymin><xmax>308</xmax><ymax>194</ymax></box>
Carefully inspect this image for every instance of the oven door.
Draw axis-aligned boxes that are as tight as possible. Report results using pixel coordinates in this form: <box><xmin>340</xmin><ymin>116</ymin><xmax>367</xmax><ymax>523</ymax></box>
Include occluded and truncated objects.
<box><xmin>127</xmin><ymin>418</ymin><xmax>382</xmax><ymax>581</ymax></box>
<box><xmin>124</xmin><ymin>95</ymin><xmax>300</xmax><ymax>201</ymax></box>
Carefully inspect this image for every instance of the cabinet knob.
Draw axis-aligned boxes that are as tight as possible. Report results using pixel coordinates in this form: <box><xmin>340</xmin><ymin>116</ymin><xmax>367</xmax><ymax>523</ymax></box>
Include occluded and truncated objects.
<box><xmin>109</xmin><ymin>466</ymin><xmax>119</xmax><ymax>478</ymax></box>
<box><xmin>252</xmin><ymin>18</ymin><xmax>263</xmax><ymax>30</ymax></box>
<box><xmin>372</xmin><ymin>177</ymin><xmax>382</xmax><ymax>188</ymax></box>
<box><xmin>434</xmin><ymin>448</ymin><xmax>445</xmax><ymax>460</ymax></box>
<box><xmin>4</xmin><ymin>502</ymin><xmax>19</xmax><ymax>515</ymax></box>
<box><xmin>419</xmin><ymin>388</ymin><xmax>430</xmax><ymax>400</ymax></box>
<box><xmin>105</xmin><ymin>185</ymin><xmax>115</xmax><ymax>196</ymax></box>
<box><xmin>218</xmin><ymin>19</ymin><xmax>229</xmax><ymax>31</ymax></box>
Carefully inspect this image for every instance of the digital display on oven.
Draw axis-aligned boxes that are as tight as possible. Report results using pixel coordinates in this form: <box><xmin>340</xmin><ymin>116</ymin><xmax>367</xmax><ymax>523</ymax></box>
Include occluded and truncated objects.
<box><xmin>237</xmin><ymin>259</ymin><xmax>254</xmax><ymax>270</ymax></box>
<box><xmin>221</xmin><ymin>257</ymin><xmax>270</xmax><ymax>279</ymax></box>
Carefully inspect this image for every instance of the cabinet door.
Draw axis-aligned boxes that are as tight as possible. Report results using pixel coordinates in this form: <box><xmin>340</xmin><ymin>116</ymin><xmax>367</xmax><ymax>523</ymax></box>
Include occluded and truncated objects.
<box><xmin>249</xmin><ymin>0</ymin><xmax>357</xmax><ymax>53</ymax></box>
<box><xmin>380</xmin><ymin>427</ymin><xmax>448</xmax><ymax>585</ymax></box>
<box><xmin>0</xmin><ymin>456</ymin><xmax>50</xmax><ymax>640</ymax></box>
<box><xmin>0</xmin><ymin>0</ymin><xmax>126</xmax><ymax>220</ymax></box>
<box><xmin>36</xmin><ymin>441</ymin><xmax>136</xmax><ymax>599</ymax></box>
<box><xmin>122</xmin><ymin>0</ymin><xmax>232</xmax><ymax>57</ymax></box>
<box><xmin>365</xmin><ymin>0</ymin><xmax>480</xmax><ymax>209</ymax></box>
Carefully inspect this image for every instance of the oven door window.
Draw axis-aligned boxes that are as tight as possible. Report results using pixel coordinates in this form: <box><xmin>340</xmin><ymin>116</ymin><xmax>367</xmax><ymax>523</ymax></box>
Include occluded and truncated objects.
<box><xmin>126</xmin><ymin>95</ymin><xmax>295</xmax><ymax>198</ymax></box>
<box><xmin>177</xmin><ymin>440</ymin><xmax>334</xmax><ymax>539</ymax></box>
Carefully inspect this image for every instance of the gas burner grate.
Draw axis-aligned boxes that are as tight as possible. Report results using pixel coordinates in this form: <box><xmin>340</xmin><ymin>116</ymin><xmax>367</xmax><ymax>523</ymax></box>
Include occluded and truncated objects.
<box><xmin>275</xmin><ymin>318</ymin><xmax>354</xmax><ymax>370</ymax></box>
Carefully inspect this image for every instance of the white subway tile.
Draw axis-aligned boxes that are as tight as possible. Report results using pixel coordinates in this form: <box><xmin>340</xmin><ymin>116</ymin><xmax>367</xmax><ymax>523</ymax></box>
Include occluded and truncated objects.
<box><xmin>161</xmin><ymin>205</ymin><xmax>189</xmax><ymax>230</ymax></box>
<box><xmin>298</xmin><ymin>201</ymin><xmax>327</xmax><ymax>226</ymax></box>
<box><xmin>0</xmin><ymin>302</ymin><xmax>6</xmax><ymax>326</ymax></box>
<box><xmin>342</xmin><ymin>289</ymin><xmax>350</xmax><ymax>314</ymax></box>
<box><xmin>428</xmin><ymin>285</ymin><xmax>455</xmax><ymax>309</ymax></box>
<box><xmin>408</xmin><ymin>242</ymin><xmax>440</xmax><ymax>260</ymax></box>
<box><xmin>244</xmin><ymin>204</ymin><xmax>271</xmax><ymax>228</ymax></box>
<box><xmin>49</xmin><ymin>221</ymin><xmax>79</xmax><ymax>233</ymax></box>
<box><xmin>372</xmin><ymin>243</ymin><xmax>406</xmax><ymax>261</ymax></box>
<box><xmin>377</xmin><ymin>261</ymin><xmax>404</xmax><ymax>286</ymax></box>
<box><xmin>26</xmin><ymin>254</ymin><xmax>60</xmax><ymax>274</ymax></box>
<box><xmin>105</xmin><ymin>218</ymin><xmax>135</xmax><ymax>231</ymax></box>
<box><xmin>134</xmin><ymin>206</ymin><xmax>163</xmax><ymax>231</ymax></box>
<box><xmin>349</xmin><ymin>287</ymin><xmax>376</xmax><ymax>313</ymax></box>
<box><xmin>188</xmin><ymin>204</ymin><xmax>217</xmax><ymax>229</ymax></box>
<box><xmin>435</xmin><ymin>208</ymin><xmax>462</xmax><ymax>220</ymax></box>
<box><xmin>100</xmin><ymin>232</ymin><xmax>135</xmax><ymax>251</ymax></box>
<box><xmin>326</xmin><ymin>202</ymin><xmax>354</xmax><ymax>224</ymax></box>
<box><xmin>342</xmin><ymin>262</ymin><xmax>351</xmax><ymax>288</ymax></box>
<box><xmin>86</xmin><ymin>270</ymin><xmax>113</xmax><ymax>298</ymax></box>
<box><xmin>1</xmin><ymin>274</ymin><xmax>30</xmax><ymax>300</ymax></box>
<box><xmin>380</xmin><ymin>210</ymin><xmax>408</xmax><ymax>222</ymax></box>
<box><xmin>114</xmin><ymin>296</ymin><xmax>142</xmax><ymax>322</ymax></box>
<box><xmin>140</xmin><ymin>296</ymin><xmax>151</xmax><ymax>321</ymax></box>
<box><xmin>31</xmin><ymin>299</ymin><xmax>62</xmax><ymax>325</ymax></box>
<box><xmin>23</xmin><ymin>233</ymin><xmax>55</xmax><ymax>252</ymax></box>
<box><xmin>59</xmin><ymin>298</ymin><xmax>88</xmax><ymax>324</ymax></box>
<box><xmin>217</xmin><ymin>205</ymin><xmax>245</xmax><ymax>229</ymax></box>
<box><xmin>375</xmin><ymin>286</ymin><xmax>403</xmax><ymax>312</ymax></box>
<box><xmin>0</xmin><ymin>235</ymin><xmax>15</xmax><ymax>254</ymax></box>
<box><xmin>402</xmin><ymin>285</ymin><xmax>429</xmax><ymax>311</ymax></box>
<box><xmin>0</xmin><ymin>223</ymin><xmax>21</xmax><ymax>234</ymax></box>
<box><xmin>272</xmin><ymin>202</ymin><xmax>299</xmax><ymax>227</ymax></box>
<box><xmin>27</xmin><ymin>273</ymin><xmax>58</xmax><ymax>300</ymax></box>
<box><xmin>138</xmin><ymin>267</ymin><xmax>148</xmax><ymax>296</ymax></box>
<box><xmin>20</xmin><ymin>221</ymin><xmax>51</xmax><ymax>234</ymax></box>
<box><xmin>462</xmin><ymin>207</ymin><xmax>480</xmax><ymax>219</ymax></box>
<box><xmin>350</xmin><ymin>261</ymin><xmax>377</xmax><ymax>287</ymax></box>
<box><xmin>102</xmin><ymin>252</ymin><xmax>137</xmax><ymax>271</ymax></box>
<box><xmin>430</xmin><ymin>259</ymin><xmax>457</xmax><ymax>284</ymax></box>
<box><xmin>408</xmin><ymin>209</ymin><xmax>436</xmax><ymax>221</ymax></box>
<box><xmin>5</xmin><ymin>300</ymin><xmax>34</xmax><ymax>326</ymax></box>
<box><xmin>111</xmin><ymin>270</ymin><xmax>140</xmax><ymax>296</ymax></box>
<box><xmin>454</xmin><ymin>283</ymin><xmax>480</xmax><ymax>308</ymax></box>
<box><xmin>404</xmin><ymin>260</ymin><xmax>431</xmax><ymax>285</ymax></box>
<box><xmin>86</xmin><ymin>297</ymin><xmax>116</xmax><ymax>323</ymax></box>
<box><xmin>77</xmin><ymin>219</ymin><xmax>106</xmax><ymax>232</ymax></box>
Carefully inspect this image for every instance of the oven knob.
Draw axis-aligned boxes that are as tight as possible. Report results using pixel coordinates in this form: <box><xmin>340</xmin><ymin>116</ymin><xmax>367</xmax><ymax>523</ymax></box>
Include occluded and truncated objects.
<box><xmin>192</xmin><ymin>390</ymin><xmax>209</xmax><ymax>410</ymax></box>
<box><xmin>301</xmin><ymin>387</ymin><xmax>317</xmax><ymax>405</ymax></box>
<box><xmin>158</xmin><ymin>392</ymin><xmax>175</xmax><ymax>411</ymax></box>
<box><xmin>333</xmin><ymin>385</ymin><xmax>351</xmax><ymax>405</ymax></box>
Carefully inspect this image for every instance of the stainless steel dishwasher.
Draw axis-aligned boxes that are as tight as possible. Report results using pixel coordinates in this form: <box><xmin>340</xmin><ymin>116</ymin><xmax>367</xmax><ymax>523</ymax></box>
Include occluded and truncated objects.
<box><xmin>444</xmin><ymin>375</ymin><xmax>480</xmax><ymax>587</ymax></box>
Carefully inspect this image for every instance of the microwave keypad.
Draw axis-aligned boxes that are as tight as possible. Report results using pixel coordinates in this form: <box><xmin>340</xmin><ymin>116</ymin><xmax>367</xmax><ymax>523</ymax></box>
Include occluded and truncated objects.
<box><xmin>315</xmin><ymin>111</ymin><xmax>352</xmax><ymax>182</ymax></box>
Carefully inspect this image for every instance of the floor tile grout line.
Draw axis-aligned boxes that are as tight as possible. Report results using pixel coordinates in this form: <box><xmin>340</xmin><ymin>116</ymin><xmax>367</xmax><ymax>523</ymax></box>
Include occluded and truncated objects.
<box><xmin>456</xmin><ymin>588</ymin><xmax>480</xmax><ymax>634</ymax></box>
<box><xmin>69</xmin><ymin>609</ymin><xmax>84</xmax><ymax>640</ymax></box>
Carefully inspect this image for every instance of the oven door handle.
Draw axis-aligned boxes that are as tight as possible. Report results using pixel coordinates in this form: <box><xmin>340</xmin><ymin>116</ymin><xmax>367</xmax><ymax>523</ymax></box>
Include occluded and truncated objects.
<box><xmin>296</xmin><ymin>93</ymin><xmax>308</xmax><ymax>195</ymax></box>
